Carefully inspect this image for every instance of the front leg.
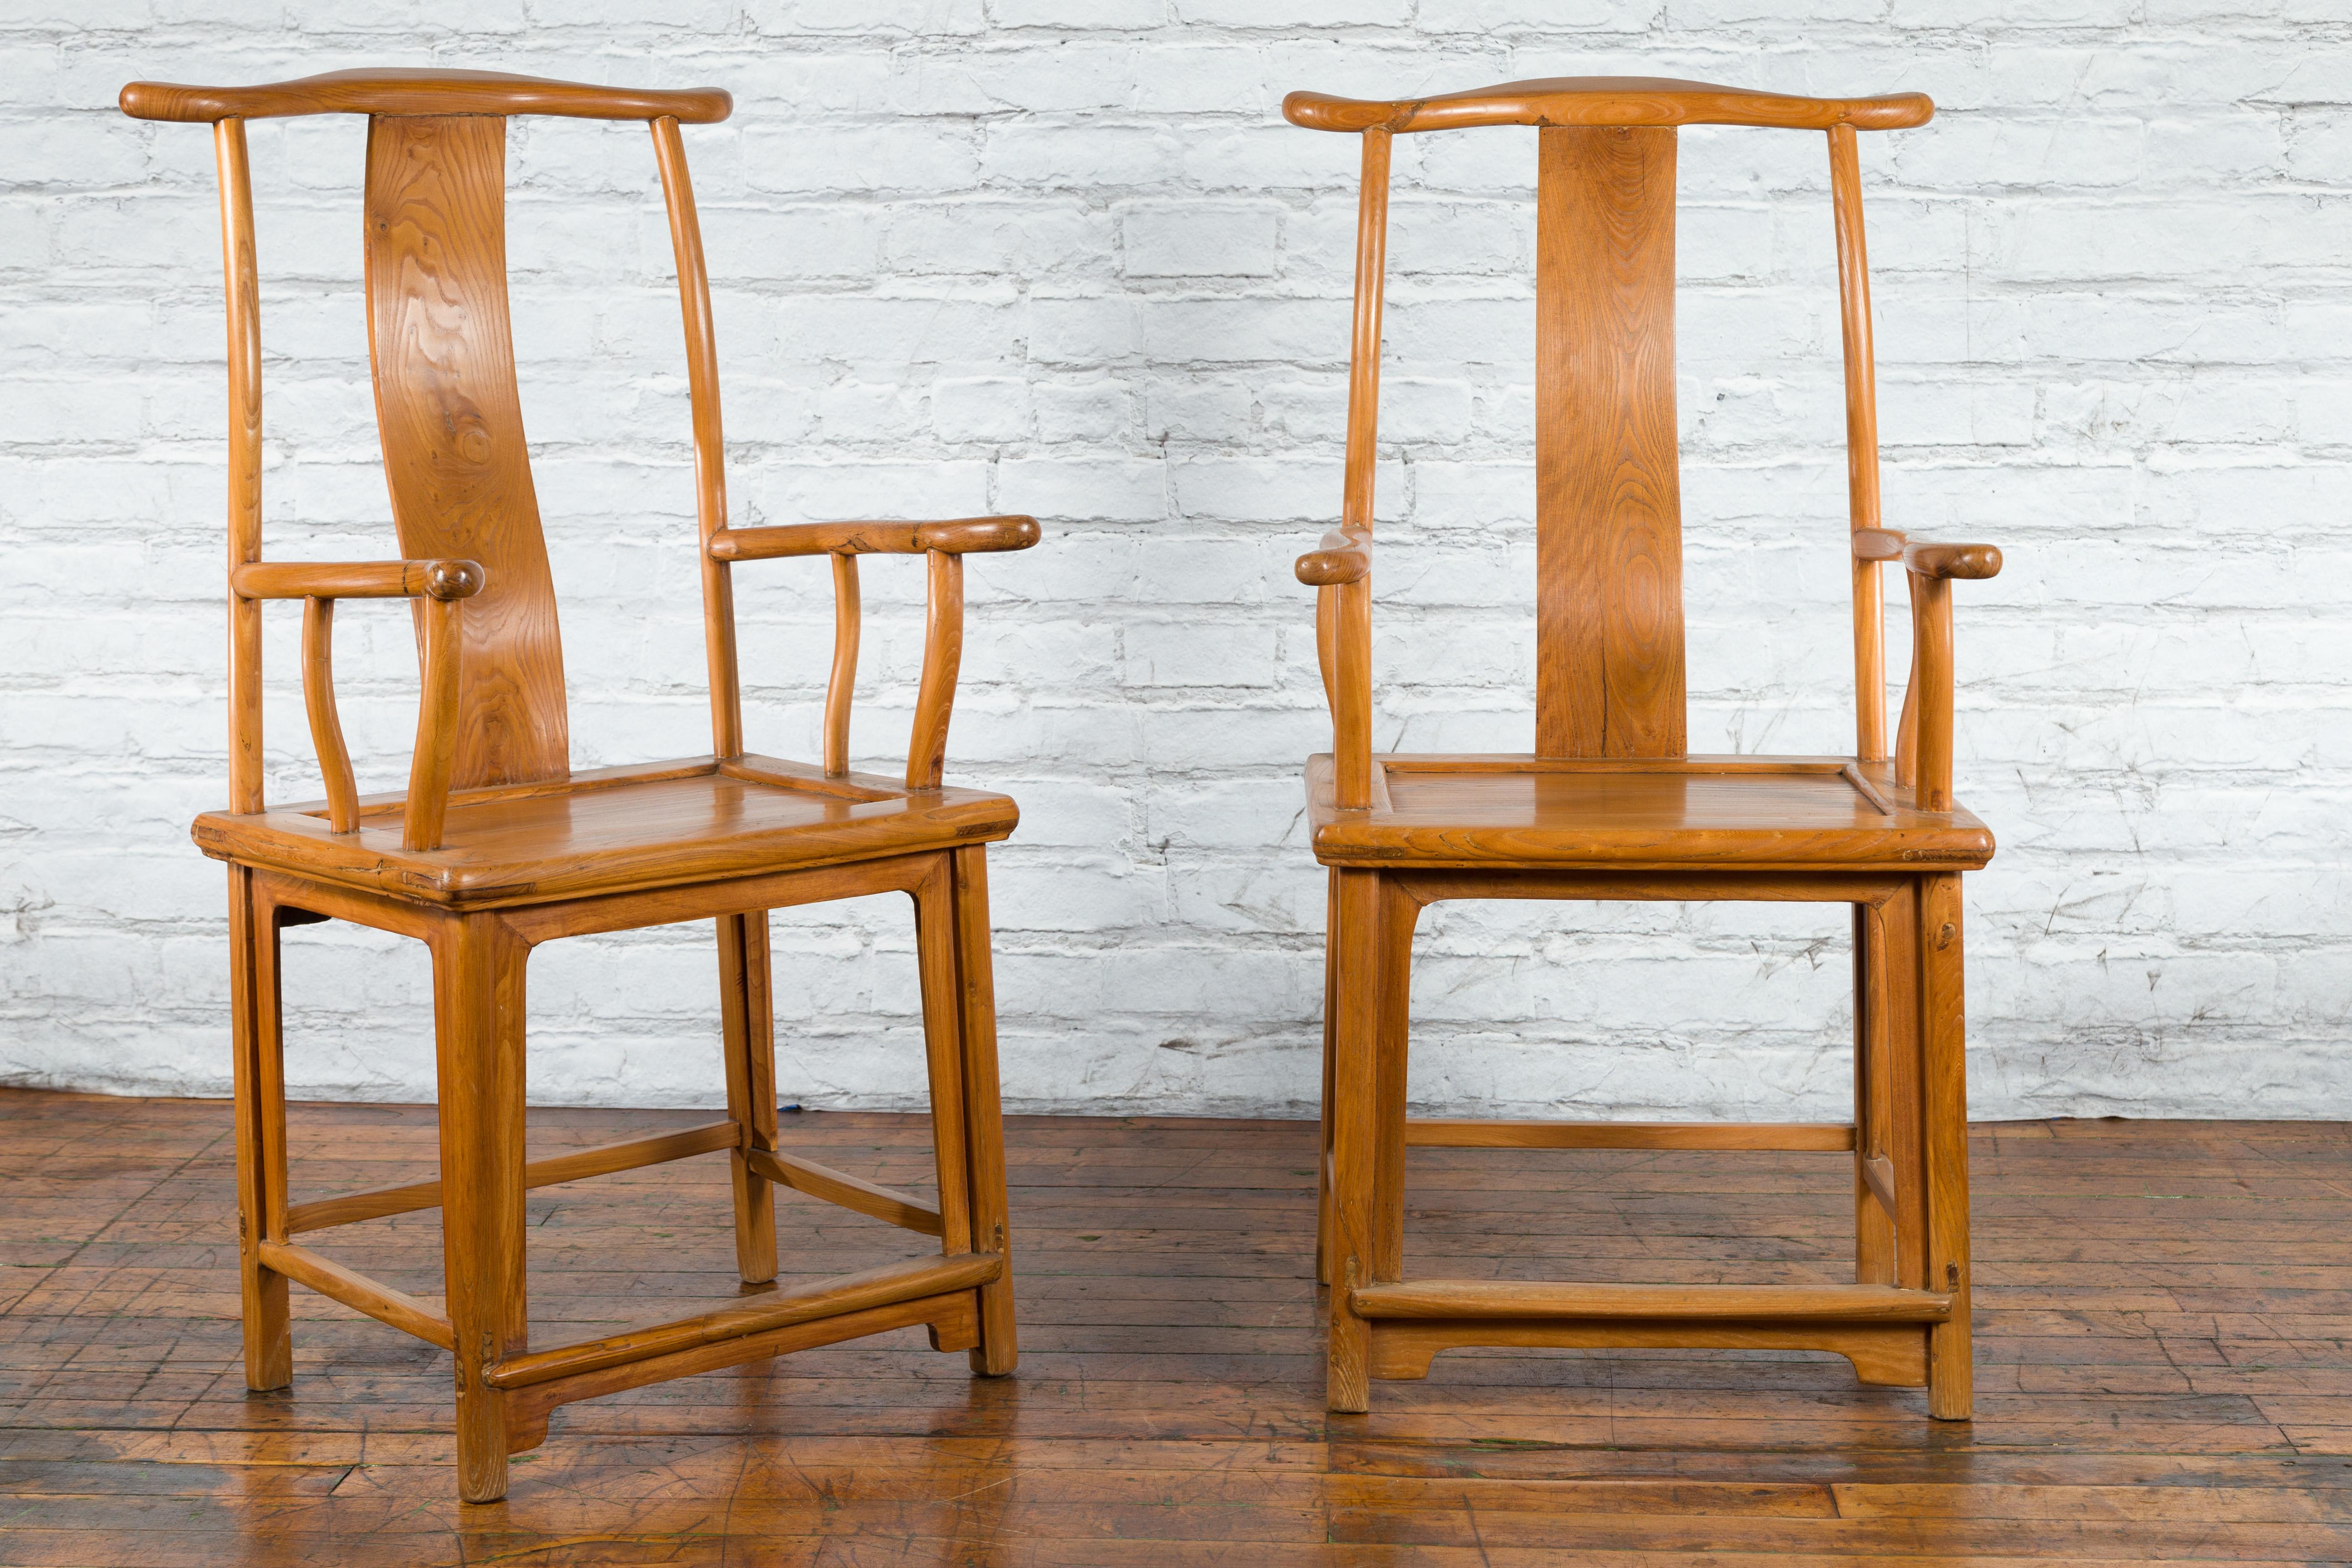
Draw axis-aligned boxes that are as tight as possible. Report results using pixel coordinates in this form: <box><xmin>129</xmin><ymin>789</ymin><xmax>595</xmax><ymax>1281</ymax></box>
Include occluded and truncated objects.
<box><xmin>948</xmin><ymin>845</ymin><xmax>1017</xmax><ymax>1376</ymax></box>
<box><xmin>228</xmin><ymin>866</ymin><xmax>291</xmax><ymax>1390</ymax></box>
<box><xmin>1325</xmin><ymin>868</ymin><xmax>1383</xmax><ymax>1413</ymax></box>
<box><xmin>1919</xmin><ymin>874</ymin><xmax>1973</xmax><ymax>1420</ymax></box>
<box><xmin>1853</xmin><ymin>902</ymin><xmax>1896</xmax><ymax>1287</ymax></box>
<box><xmin>717</xmin><ymin>911</ymin><xmax>778</xmax><ymax>1286</ymax></box>
<box><xmin>432</xmin><ymin>911</ymin><xmax>531</xmax><ymax>1503</ymax></box>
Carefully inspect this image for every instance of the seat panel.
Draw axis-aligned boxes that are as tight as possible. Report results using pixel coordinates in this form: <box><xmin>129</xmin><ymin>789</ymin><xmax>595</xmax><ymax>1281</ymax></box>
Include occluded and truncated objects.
<box><xmin>1306</xmin><ymin>754</ymin><xmax>1992</xmax><ymax>871</ymax></box>
<box><xmin>192</xmin><ymin>756</ymin><xmax>1017</xmax><ymax>908</ymax></box>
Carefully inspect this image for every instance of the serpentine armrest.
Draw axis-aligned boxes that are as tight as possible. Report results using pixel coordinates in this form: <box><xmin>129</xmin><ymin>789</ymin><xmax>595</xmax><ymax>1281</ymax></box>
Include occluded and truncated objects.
<box><xmin>707</xmin><ymin>516</ymin><xmax>1039</xmax><ymax>562</ymax></box>
<box><xmin>708</xmin><ymin>518</ymin><xmax>1041</xmax><ymax>789</ymax></box>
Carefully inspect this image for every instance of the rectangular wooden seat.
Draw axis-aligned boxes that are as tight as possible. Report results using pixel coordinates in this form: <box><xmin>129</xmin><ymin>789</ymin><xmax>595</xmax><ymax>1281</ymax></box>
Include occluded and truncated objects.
<box><xmin>194</xmin><ymin>757</ymin><xmax>1019</xmax><ymax>908</ymax></box>
<box><xmin>1308</xmin><ymin>755</ymin><xmax>1993</xmax><ymax>871</ymax></box>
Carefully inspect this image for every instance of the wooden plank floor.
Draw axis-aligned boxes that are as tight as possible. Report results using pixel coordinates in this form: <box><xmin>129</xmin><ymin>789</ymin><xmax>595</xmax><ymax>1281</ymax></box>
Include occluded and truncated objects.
<box><xmin>2</xmin><ymin>1090</ymin><xmax>2348</xmax><ymax>1564</ymax></box>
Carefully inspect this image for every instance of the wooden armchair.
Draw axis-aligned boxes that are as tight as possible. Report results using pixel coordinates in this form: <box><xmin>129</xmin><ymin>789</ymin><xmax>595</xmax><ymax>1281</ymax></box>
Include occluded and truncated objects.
<box><xmin>119</xmin><ymin>68</ymin><xmax>1036</xmax><ymax>1502</ymax></box>
<box><xmin>1286</xmin><ymin>78</ymin><xmax>2001</xmax><ymax>1420</ymax></box>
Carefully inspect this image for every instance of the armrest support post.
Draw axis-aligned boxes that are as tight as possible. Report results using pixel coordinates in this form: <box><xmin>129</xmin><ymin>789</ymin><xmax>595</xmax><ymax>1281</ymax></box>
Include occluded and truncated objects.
<box><xmin>1315</xmin><ymin>586</ymin><xmax>1337</xmax><ymax>714</ymax></box>
<box><xmin>1853</xmin><ymin>553</ymin><xmax>1887</xmax><ymax>762</ymax></box>
<box><xmin>1851</xmin><ymin>529</ymin><xmax>1905</xmax><ymax>767</ymax></box>
<box><xmin>1911</xmin><ymin>574</ymin><xmax>1955</xmax><ymax>813</ymax></box>
<box><xmin>1895</xmin><ymin>567</ymin><xmax>1921</xmax><ymax>792</ymax></box>
<box><xmin>300</xmin><ymin>598</ymin><xmax>360</xmax><ymax>833</ymax></box>
<box><xmin>403</xmin><ymin>595</ymin><xmax>465</xmax><ymax>852</ymax></box>
<box><xmin>1879</xmin><ymin>535</ymin><xmax>1997</xmax><ymax>812</ymax></box>
<box><xmin>1332</xmin><ymin>578</ymin><xmax>1373</xmax><ymax>809</ymax></box>
<box><xmin>907</xmin><ymin>551</ymin><xmax>964</xmax><ymax>792</ymax></box>
<box><xmin>1299</xmin><ymin>531</ymin><xmax>1373</xmax><ymax>807</ymax></box>
<box><xmin>825</xmin><ymin>553</ymin><xmax>861</xmax><ymax>778</ymax></box>
<box><xmin>236</xmin><ymin>558</ymin><xmax>482</xmax><ymax>848</ymax></box>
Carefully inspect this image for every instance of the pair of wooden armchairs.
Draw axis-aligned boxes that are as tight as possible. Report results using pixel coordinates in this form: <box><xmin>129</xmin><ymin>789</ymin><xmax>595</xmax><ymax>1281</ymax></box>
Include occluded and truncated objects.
<box><xmin>121</xmin><ymin>68</ymin><xmax>1997</xmax><ymax>1502</ymax></box>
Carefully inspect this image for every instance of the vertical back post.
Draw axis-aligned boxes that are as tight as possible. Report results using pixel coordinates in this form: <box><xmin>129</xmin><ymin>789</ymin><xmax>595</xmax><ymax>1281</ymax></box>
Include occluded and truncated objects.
<box><xmin>1331</xmin><ymin>127</ymin><xmax>1390</xmax><ymax>810</ymax></box>
<box><xmin>652</xmin><ymin>115</ymin><xmax>743</xmax><ymax>761</ymax></box>
<box><xmin>1830</xmin><ymin>123</ymin><xmax>1889</xmax><ymax>763</ymax></box>
<box><xmin>1340</xmin><ymin>128</ymin><xmax>1390</xmax><ymax>539</ymax></box>
<box><xmin>1533</xmin><ymin>125</ymin><xmax>1685</xmax><ymax>760</ymax></box>
<box><xmin>215</xmin><ymin>117</ymin><xmax>264</xmax><ymax>815</ymax></box>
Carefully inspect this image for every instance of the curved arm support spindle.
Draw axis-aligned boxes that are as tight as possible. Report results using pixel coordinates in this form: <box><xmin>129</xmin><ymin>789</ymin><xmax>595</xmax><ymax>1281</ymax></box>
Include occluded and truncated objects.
<box><xmin>1865</xmin><ymin>529</ymin><xmax>2003</xmax><ymax>812</ymax></box>
<box><xmin>236</xmin><ymin>560</ymin><xmax>486</xmax><ymax>848</ymax></box>
<box><xmin>711</xmin><ymin>521</ymin><xmax>1039</xmax><ymax>790</ymax></box>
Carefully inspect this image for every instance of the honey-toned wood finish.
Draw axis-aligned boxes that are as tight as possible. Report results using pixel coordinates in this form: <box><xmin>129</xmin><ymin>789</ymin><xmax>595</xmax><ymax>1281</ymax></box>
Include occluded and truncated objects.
<box><xmin>120</xmin><ymin>66</ymin><xmax>731</xmax><ymax>125</ymax></box>
<box><xmin>1536</xmin><ymin>123</ymin><xmax>1685</xmax><ymax>759</ymax></box>
<box><xmin>14</xmin><ymin>1094</ymin><xmax>2351</xmax><ymax>1563</ymax></box>
<box><xmin>401</xmin><ymin>594</ymin><xmax>466</xmax><ymax>853</ymax></box>
<box><xmin>1304</xmin><ymin>754</ymin><xmax>1993</xmax><ymax>871</ymax></box>
<box><xmin>297</xmin><ymin>599</ymin><xmax>358</xmax><ymax>834</ymax></box>
<box><xmin>1286</xmin><ymin>77</ymin><xmax>2002</xmax><ymax>1427</ymax></box>
<box><xmin>191</xmin><ymin>757</ymin><xmax>1019</xmax><ymax>908</ymax></box>
<box><xmin>826</xmin><ymin>553</ymin><xmax>861</xmax><ymax>775</ymax></box>
<box><xmin>253</xmin><ymin>1239</ymin><xmax>456</xmax><ymax>1350</ymax></box>
<box><xmin>709</xmin><ymin>516</ymin><xmax>1040</xmax><ymax>560</ymax></box>
<box><xmin>717</xmin><ymin>909</ymin><xmax>778</xmax><ymax>1282</ymax></box>
<box><xmin>909</xmin><ymin>551</ymin><xmax>964</xmax><ymax>791</ymax></box>
<box><xmin>649</xmin><ymin>112</ymin><xmax>743</xmax><ymax>763</ymax></box>
<box><xmin>121</xmin><ymin>68</ymin><xmax>1037</xmax><ymax>1504</ymax></box>
<box><xmin>1304</xmin><ymin>127</ymin><xmax>1390</xmax><ymax>810</ymax></box>
<box><xmin>234</xmin><ymin>556</ymin><xmax>486</xmax><ymax>601</ymax></box>
<box><xmin>1351</xmin><ymin>1279</ymin><xmax>1954</xmax><ymax>1323</ymax></box>
<box><xmin>284</xmin><ymin>1119</ymin><xmax>739</xmax><ymax>1233</ymax></box>
<box><xmin>365</xmin><ymin>112</ymin><xmax>568</xmax><ymax>794</ymax></box>
<box><xmin>215</xmin><ymin>118</ymin><xmax>264</xmax><ymax>817</ymax></box>
<box><xmin>1406</xmin><ymin>1118</ymin><xmax>1856</xmax><ymax>1150</ymax></box>
<box><xmin>1832</xmin><ymin>123</ymin><xmax>1890</xmax><ymax>763</ymax></box>
<box><xmin>748</xmin><ymin>1145</ymin><xmax>943</xmax><ymax>1236</ymax></box>
<box><xmin>482</xmin><ymin>1253</ymin><xmax>1004</xmax><ymax>1391</ymax></box>
<box><xmin>1283</xmin><ymin>75</ymin><xmax>1936</xmax><ymax>134</ymax></box>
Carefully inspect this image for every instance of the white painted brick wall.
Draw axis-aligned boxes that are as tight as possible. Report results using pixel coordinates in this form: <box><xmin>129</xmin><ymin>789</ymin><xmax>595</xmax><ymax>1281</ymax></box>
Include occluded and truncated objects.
<box><xmin>5</xmin><ymin>4</ymin><xmax>2348</xmax><ymax>1122</ymax></box>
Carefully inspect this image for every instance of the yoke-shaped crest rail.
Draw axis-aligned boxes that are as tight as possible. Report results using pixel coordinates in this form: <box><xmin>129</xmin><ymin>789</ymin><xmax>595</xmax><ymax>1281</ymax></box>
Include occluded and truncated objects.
<box><xmin>120</xmin><ymin>67</ymin><xmax>731</xmax><ymax>124</ymax></box>
<box><xmin>1282</xmin><ymin>75</ymin><xmax>1933</xmax><ymax>134</ymax></box>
